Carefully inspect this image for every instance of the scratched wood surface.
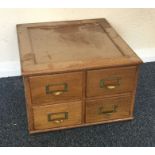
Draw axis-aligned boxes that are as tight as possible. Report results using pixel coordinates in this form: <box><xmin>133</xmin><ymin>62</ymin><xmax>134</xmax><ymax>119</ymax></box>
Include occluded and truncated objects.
<box><xmin>17</xmin><ymin>18</ymin><xmax>142</xmax><ymax>134</ymax></box>
<box><xmin>87</xmin><ymin>66</ymin><xmax>137</xmax><ymax>97</ymax></box>
<box><xmin>17</xmin><ymin>18</ymin><xmax>142</xmax><ymax>76</ymax></box>
<box><xmin>29</xmin><ymin>71</ymin><xmax>83</xmax><ymax>105</ymax></box>
<box><xmin>33</xmin><ymin>101</ymin><xmax>82</xmax><ymax>130</ymax></box>
<box><xmin>86</xmin><ymin>94</ymin><xmax>131</xmax><ymax>123</ymax></box>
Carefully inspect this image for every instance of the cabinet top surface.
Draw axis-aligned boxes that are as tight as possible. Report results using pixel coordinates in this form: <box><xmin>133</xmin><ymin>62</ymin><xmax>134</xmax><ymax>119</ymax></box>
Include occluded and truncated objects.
<box><xmin>17</xmin><ymin>18</ymin><xmax>142</xmax><ymax>76</ymax></box>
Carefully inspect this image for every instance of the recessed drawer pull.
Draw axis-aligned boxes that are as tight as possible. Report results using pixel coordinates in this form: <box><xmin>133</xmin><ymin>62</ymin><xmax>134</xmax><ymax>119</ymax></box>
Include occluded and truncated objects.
<box><xmin>98</xmin><ymin>105</ymin><xmax>118</xmax><ymax>115</ymax></box>
<box><xmin>100</xmin><ymin>77</ymin><xmax>120</xmax><ymax>90</ymax></box>
<box><xmin>106</xmin><ymin>85</ymin><xmax>116</xmax><ymax>89</ymax></box>
<box><xmin>47</xmin><ymin>112</ymin><xmax>68</xmax><ymax>123</ymax></box>
<box><xmin>54</xmin><ymin>120</ymin><xmax>64</xmax><ymax>124</ymax></box>
<box><xmin>45</xmin><ymin>83</ymin><xmax>68</xmax><ymax>95</ymax></box>
<box><xmin>53</xmin><ymin>91</ymin><xmax>64</xmax><ymax>96</ymax></box>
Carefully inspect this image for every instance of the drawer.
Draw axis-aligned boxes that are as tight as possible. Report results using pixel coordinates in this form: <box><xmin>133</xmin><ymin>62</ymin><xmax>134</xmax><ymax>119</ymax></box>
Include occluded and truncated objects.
<box><xmin>87</xmin><ymin>66</ymin><xmax>137</xmax><ymax>97</ymax></box>
<box><xmin>33</xmin><ymin>101</ymin><xmax>82</xmax><ymax>130</ymax></box>
<box><xmin>29</xmin><ymin>72</ymin><xmax>83</xmax><ymax>105</ymax></box>
<box><xmin>86</xmin><ymin>94</ymin><xmax>131</xmax><ymax>123</ymax></box>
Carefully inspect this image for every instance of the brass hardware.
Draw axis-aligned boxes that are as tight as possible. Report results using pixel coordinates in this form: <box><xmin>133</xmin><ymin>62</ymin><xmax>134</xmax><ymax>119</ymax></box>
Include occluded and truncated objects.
<box><xmin>100</xmin><ymin>77</ymin><xmax>121</xmax><ymax>90</ymax></box>
<box><xmin>98</xmin><ymin>105</ymin><xmax>118</xmax><ymax>115</ymax></box>
<box><xmin>54</xmin><ymin>120</ymin><xmax>64</xmax><ymax>124</ymax></box>
<box><xmin>45</xmin><ymin>83</ymin><xmax>68</xmax><ymax>95</ymax></box>
<box><xmin>53</xmin><ymin>91</ymin><xmax>64</xmax><ymax>96</ymax></box>
<box><xmin>48</xmin><ymin>112</ymin><xmax>68</xmax><ymax>122</ymax></box>
<box><xmin>106</xmin><ymin>85</ymin><xmax>116</xmax><ymax>89</ymax></box>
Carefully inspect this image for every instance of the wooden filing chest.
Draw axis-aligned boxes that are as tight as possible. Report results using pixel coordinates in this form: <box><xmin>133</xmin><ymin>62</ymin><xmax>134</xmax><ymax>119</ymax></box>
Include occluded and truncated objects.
<box><xmin>17</xmin><ymin>18</ymin><xmax>142</xmax><ymax>134</ymax></box>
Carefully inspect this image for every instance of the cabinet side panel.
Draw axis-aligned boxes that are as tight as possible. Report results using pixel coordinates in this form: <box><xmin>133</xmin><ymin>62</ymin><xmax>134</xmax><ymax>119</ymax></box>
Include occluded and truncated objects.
<box><xmin>130</xmin><ymin>65</ymin><xmax>140</xmax><ymax>116</ymax></box>
<box><xmin>23</xmin><ymin>77</ymin><xmax>34</xmax><ymax>131</ymax></box>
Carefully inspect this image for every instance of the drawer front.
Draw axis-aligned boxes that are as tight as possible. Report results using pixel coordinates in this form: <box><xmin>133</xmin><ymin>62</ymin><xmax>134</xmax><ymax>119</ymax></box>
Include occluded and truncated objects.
<box><xmin>86</xmin><ymin>94</ymin><xmax>131</xmax><ymax>123</ymax></box>
<box><xmin>33</xmin><ymin>101</ymin><xmax>82</xmax><ymax>130</ymax></box>
<box><xmin>29</xmin><ymin>72</ymin><xmax>83</xmax><ymax>105</ymax></box>
<box><xmin>87</xmin><ymin>66</ymin><xmax>137</xmax><ymax>97</ymax></box>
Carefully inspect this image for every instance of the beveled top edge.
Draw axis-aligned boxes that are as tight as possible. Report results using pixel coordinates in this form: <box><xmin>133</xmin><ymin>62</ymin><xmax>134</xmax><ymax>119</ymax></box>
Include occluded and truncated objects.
<box><xmin>17</xmin><ymin>18</ymin><xmax>143</xmax><ymax>76</ymax></box>
<box><xmin>16</xmin><ymin>18</ymin><xmax>107</xmax><ymax>28</ymax></box>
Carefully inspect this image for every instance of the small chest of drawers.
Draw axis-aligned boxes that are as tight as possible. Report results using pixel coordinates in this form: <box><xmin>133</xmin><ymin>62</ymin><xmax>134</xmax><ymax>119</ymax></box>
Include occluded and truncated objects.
<box><xmin>17</xmin><ymin>18</ymin><xmax>142</xmax><ymax>134</ymax></box>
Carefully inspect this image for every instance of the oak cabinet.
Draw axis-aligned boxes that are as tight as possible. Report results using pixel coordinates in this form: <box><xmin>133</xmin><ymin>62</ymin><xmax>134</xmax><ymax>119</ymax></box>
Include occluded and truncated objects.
<box><xmin>17</xmin><ymin>18</ymin><xmax>142</xmax><ymax>133</ymax></box>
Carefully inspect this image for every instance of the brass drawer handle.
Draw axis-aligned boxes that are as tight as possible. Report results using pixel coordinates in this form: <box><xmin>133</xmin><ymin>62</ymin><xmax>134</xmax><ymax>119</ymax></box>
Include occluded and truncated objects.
<box><xmin>98</xmin><ymin>105</ymin><xmax>118</xmax><ymax>115</ymax></box>
<box><xmin>100</xmin><ymin>77</ymin><xmax>121</xmax><ymax>90</ymax></box>
<box><xmin>47</xmin><ymin>112</ymin><xmax>68</xmax><ymax>123</ymax></box>
<box><xmin>106</xmin><ymin>85</ymin><xmax>116</xmax><ymax>89</ymax></box>
<box><xmin>53</xmin><ymin>91</ymin><xmax>64</xmax><ymax>96</ymax></box>
<box><xmin>45</xmin><ymin>83</ymin><xmax>68</xmax><ymax>95</ymax></box>
<box><xmin>54</xmin><ymin>120</ymin><xmax>64</xmax><ymax>124</ymax></box>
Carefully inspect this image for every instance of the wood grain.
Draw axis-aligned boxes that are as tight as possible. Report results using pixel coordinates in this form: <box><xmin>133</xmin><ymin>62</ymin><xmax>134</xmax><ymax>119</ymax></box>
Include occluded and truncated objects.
<box><xmin>129</xmin><ymin>65</ymin><xmax>140</xmax><ymax>116</ymax></box>
<box><xmin>33</xmin><ymin>101</ymin><xmax>82</xmax><ymax>130</ymax></box>
<box><xmin>29</xmin><ymin>71</ymin><xmax>83</xmax><ymax>105</ymax></box>
<box><xmin>17</xmin><ymin>18</ymin><xmax>142</xmax><ymax>76</ymax></box>
<box><xmin>23</xmin><ymin>77</ymin><xmax>34</xmax><ymax>131</ymax></box>
<box><xmin>86</xmin><ymin>94</ymin><xmax>131</xmax><ymax>123</ymax></box>
<box><xmin>30</xmin><ymin>117</ymin><xmax>134</xmax><ymax>134</ymax></box>
<box><xmin>87</xmin><ymin>66</ymin><xmax>137</xmax><ymax>97</ymax></box>
<box><xmin>16</xmin><ymin>18</ymin><xmax>143</xmax><ymax>133</ymax></box>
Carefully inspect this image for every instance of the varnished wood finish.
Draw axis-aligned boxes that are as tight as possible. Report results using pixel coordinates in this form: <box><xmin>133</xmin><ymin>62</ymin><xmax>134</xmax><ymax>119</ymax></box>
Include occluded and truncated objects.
<box><xmin>86</xmin><ymin>94</ymin><xmax>131</xmax><ymax>123</ymax></box>
<box><xmin>33</xmin><ymin>101</ymin><xmax>82</xmax><ymax>130</ymax></box>
<box><xmin>23</xmin><ymin>77</ymin><xmax>34</xmax><ymax>131</ymax></box>
<box><xmin>30</xmin><ymin>117</ymin><xmax>134</xmax><ymax>134</ymax></box>
<box><xmin>29</xmin><ymin>72</ymin><xmax>83</xmax><ymax>105</ymax></box>
<box><xmin>87</xmin><ymin>66</ymin><xmax>137</xmax><ymax>97</ymax></box>
<box><xmin>17</xmin><ymin>18</ymin><xmax>142</xmax><ymax>133</ymax></box>
<box><xmin>129</xmin><ymin>66</ymin><xmax>140</xmax><ymax>116</ymax></box>
<box><xmin>17</xmin><ymin>18</ymin><xmax>142</xmax><ymax>76</ymax></box>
